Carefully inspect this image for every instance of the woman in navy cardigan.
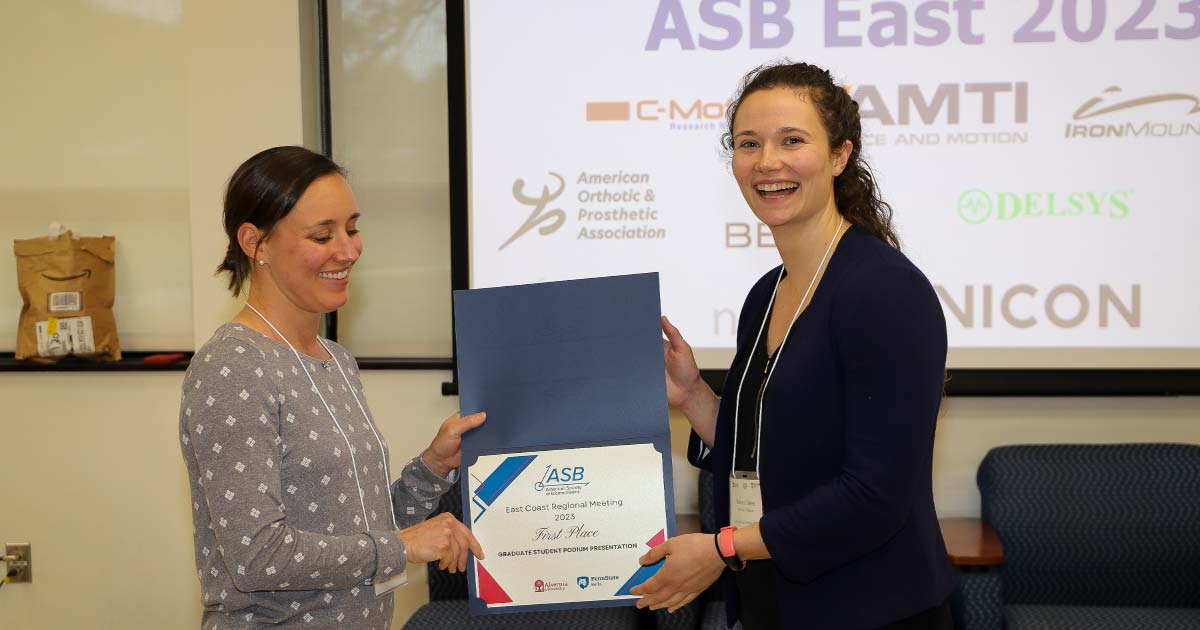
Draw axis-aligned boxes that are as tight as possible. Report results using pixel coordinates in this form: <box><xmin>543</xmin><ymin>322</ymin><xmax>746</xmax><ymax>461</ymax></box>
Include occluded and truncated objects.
<box><xmin>631</xmin><ymin>62</ymin><xmax>956</xmax><ymax>629</ymax></box>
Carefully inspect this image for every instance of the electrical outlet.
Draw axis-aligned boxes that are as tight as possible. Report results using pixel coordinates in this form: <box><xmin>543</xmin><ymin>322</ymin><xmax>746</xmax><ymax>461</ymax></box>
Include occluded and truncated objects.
<box><xmin>4</xmin><ymin>543</ymin><xmax>31</xmax><ymax>583</ymax></box>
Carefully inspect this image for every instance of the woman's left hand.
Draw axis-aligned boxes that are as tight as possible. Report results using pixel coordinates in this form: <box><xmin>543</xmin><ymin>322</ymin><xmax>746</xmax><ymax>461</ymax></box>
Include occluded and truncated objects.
<box><xmin>630</xmin><ymin>533</ymin><xmax>725</xmax><ymax>613</ymax></box>
<box><xmin>422</xmin><ymin>411</ymin><xmax>487</xmax><ymax>478</ymax></box>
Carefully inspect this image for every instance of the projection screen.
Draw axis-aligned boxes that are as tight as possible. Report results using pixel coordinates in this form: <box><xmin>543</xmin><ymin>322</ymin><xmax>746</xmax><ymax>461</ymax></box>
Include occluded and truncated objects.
<box><xmin>459</xmin><ymin>0</ymin><xmax>1200</xmax><ymax>372</ymax></box>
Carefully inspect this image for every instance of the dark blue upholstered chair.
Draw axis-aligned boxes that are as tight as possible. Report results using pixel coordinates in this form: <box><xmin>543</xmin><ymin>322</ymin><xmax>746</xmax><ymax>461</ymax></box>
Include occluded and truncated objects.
<box><xmin>956</xmin><ymin>443</ymin><xmax>1200</xmax><ymax>630</ymax></box>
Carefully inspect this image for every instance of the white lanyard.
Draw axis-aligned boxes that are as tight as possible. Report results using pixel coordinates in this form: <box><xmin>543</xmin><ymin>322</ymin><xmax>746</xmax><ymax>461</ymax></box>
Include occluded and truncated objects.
<box><xmin>730</xmin><ymin>217</ymin><xmax>843</xmax><ymax>476</ymax></box>
<box><xmin>245</xmin><ymin>304</ymin><xmax>398</xmax><ymax>531</ymax></box>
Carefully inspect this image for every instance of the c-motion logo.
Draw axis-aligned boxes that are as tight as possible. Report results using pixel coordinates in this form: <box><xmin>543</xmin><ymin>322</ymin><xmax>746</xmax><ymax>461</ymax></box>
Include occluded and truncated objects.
<box><xmin>500</xmin><ymin>173</ymin><xmax>566</xmax><ymax>251</ymax></box>
<box><xmin>584</xmin><ymin>99</ymin><xmax>729</xmax><ymax>130</ymax></box>
<box><xmin>1065</xmin><ymin>86</ymin><xmax>1200</xmax><ymax>139</ymax></box>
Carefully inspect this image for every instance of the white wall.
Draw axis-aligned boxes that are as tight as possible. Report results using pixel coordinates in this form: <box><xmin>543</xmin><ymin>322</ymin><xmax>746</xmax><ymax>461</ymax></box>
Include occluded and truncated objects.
<box><xmin>182</xmin><ymin>0</ymin><xmax>307</xmax><ymax>348</ymax></box>
<box><xmin>0</xmin><ymin>1</ymin><xmax>192</xmax><ymax>351</ymax></box>
<box><xmin>0</xmin><ymin>2</ymin><xmax>1197</xmax><ymax>629</ymax></box>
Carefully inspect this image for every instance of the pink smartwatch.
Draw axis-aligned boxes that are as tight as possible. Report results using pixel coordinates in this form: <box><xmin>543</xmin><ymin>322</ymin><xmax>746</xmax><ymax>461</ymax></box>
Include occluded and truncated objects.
<box><xmin>715</xmin><ymin>525</ymin><xmax>746</xmax><ymax>571</ymax></box>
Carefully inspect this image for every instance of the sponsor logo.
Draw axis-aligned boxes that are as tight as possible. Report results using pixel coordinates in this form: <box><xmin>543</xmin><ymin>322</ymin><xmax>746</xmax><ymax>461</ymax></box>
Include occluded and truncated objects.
<box><xmin>1075</xmin><ymin>88</ymin><xmax>1199</xmax><ymax>120</ymax></box>
<box><xmin>853</xmin><ymin>83</ymin><xmax>1027</xmax><ymax>126</ymax></box>
<box><xmin>501</xmin><ymin>172</ymin><xmax>668</xmax><ymax>249</ymax></box>
<box><xmin>533</xmin><ymin>578</ymin><xmax>568</xmax><ymax>593</ymax></box>
<box><xmin>577</xmin><ymin>575</ymin><xmax>619</xmax><ymax>589</ymax></box>
<box><xmin>500</xmin><ymin>173</ymin><xmax>566</xmax><ymax>250</ymax></box>
<box><xmin>585</xmin><ymin>98</ymin><xmax>730</xmax><ymax>132</ymax></box>
<box><xmin>724</xmin><ymin>222</ymin><xmax>776</xmax><ymax>248</ymax></box>
<box><xmin>1065</xmin><ymin>86</ymin><xmax>1200</xmax><ymax>139</ymax></box>
<box><xmin>935</xmin><ymin>284</ymin><xmax>1140</xmax><ymax>329</ymax></box>
<box><xmin>852</xmin><ymin>82</ymin><xmax>1030</xmax><ymax>146</ymax></box>
<box><xmin>955</xmin><ymin>188</ymin><xmax>1131</xmax><ymax>224</ymax></box>
<box><xmin>955</xmin><ymin>189</ymin><xmax>992</xmax><ymax>224</ymax></box>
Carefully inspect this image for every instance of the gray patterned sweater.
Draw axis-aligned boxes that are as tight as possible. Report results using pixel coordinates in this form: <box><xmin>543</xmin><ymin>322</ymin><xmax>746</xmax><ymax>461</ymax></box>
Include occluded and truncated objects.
<box><xmin>179</xmin><ymin>323</ymin><xmax>452</xmax><ymax>629</ymax></box>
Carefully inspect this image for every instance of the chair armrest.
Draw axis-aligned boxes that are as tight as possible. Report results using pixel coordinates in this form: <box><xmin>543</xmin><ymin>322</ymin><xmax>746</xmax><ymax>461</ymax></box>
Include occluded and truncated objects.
<box><xmin>954</xmin><ymin>569</ymin><xmax>1004</xmax><ymax>630</ymax></box>
<box><xmin>939</xmin><ymin>517</ymin><xmax>1003</xmax><ymax>567</ymax></box>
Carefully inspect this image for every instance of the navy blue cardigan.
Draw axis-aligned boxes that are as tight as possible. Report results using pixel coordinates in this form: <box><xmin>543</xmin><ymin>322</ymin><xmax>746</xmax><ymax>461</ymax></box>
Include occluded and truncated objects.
<box><xmin>688</xmin><ymin>226</ymin><xmax>956</xmax><ymax>629</ymax></box>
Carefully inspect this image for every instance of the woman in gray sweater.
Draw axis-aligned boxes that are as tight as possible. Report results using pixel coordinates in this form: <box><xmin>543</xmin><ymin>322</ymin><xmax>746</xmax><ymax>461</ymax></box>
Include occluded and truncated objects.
<box><xmin>180</xmin><ymin>146</ymin><xmax>482</xmax><ymax>629</ymax></box>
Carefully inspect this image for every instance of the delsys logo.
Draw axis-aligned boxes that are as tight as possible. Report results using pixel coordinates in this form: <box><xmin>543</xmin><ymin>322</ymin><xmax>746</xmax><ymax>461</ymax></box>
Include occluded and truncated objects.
<box><xmin>499</xmin><ymin>174</ymin><xmax>566</xmax><ymax>251</ymax></box>
<box><xmin>956</xmin><ymin>188</ymin><xmax>1131</xmax><ymax>224</ymax></box>
<box><xmin>1065</xmin><ymin>86</ymin><xmax>1200</xmax><ymax>139</ymax></box>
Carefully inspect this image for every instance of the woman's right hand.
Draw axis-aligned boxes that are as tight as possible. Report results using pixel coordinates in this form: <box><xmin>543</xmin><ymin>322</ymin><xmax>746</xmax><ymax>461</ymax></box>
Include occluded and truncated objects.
<box><xmin>662</xmin><ymin>316</ymin><xmax>703</xmax><ymax>408</ymax></box>
<box><xmin>397</xmin><ymin>512</ymin><xmax>483</xmax><ymax>573</ymax></box>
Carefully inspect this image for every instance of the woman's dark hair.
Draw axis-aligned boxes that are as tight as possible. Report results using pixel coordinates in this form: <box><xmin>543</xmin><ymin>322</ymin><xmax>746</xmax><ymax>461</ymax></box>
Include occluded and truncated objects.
<box><xmin>217</xmin><ymin>146</ymin><xmax>346</xmax><ymax>296</ymax></box>
<box><xmin>721</xmin><ymin>61</ymin><xmax>901</xmax><ymax>250</ymax></box>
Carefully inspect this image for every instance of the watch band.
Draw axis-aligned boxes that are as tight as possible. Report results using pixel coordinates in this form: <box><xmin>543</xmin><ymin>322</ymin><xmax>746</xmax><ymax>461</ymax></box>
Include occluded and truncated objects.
<box><xmin>715</xmin><ymin>525</ymin><xmax>746</xmax><ymax>571</ymax></box>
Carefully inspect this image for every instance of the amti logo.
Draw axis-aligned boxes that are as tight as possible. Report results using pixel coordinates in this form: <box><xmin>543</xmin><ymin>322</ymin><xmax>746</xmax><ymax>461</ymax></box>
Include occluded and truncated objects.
<box><xmin>956</xmin><ymin>189</ymin><xmax>1131</xmax><ymax>224</ymax></box>
<box><xmin>852</xmin><ymin>82</ymin><xmax>1030</xmax><ymax>146</ymax></box>
<box><xmin>500</xmin><ymin>173</ymin><xmax>566</xmax><ymax>250</ymax></box>
<box><xmin>534</xmin><ymin>465</ymin><xmax>587</xmax><ymax>491</ymax></box>
<box><xmin>1065</xmin><ymin>86</ymin><xmax>1200</xmax><ymax>139</ymax></box>
<box><xmin>853</xmin><ymin>83</ymin><xmax>1028</xmax><ymax>126</ymax></box>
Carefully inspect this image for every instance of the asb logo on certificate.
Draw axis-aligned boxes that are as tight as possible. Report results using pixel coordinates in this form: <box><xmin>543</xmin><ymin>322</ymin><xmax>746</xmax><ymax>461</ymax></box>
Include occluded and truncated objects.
<box><xmin>535</xmin><ymin>465</ymin><xmax>586</xmax><ymax>493</ymax></box>
<box><xmin>466</xmin><ymin>443</ymin><xmax>669</xmax><ymax>609</ymax></box>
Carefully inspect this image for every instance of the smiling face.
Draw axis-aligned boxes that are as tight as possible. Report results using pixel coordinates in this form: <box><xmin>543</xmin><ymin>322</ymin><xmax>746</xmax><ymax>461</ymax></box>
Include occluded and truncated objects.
<box><xmin>253</xmin><ymin>173</ymin><xmax>362</xmax><ymax>316</ymax></box>
<box><xmin>730</xmin><ymin>87</ymin><xmax>850</xmax><ymax>230</ymax></box>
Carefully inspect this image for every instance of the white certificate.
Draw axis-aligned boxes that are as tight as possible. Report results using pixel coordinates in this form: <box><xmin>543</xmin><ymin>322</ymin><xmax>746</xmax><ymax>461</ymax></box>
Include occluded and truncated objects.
<box><xmin>466</xmin><ymin>442</ymin><xmax>668</xmax><ymax>609</ymax></box>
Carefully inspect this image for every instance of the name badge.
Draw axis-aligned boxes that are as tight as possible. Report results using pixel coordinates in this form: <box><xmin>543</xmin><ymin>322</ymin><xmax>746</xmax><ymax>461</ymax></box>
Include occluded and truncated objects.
<box><xmin>729</xmin><ymin>471</ymin><xmax>763</xmax><ymax>528</ymax></box>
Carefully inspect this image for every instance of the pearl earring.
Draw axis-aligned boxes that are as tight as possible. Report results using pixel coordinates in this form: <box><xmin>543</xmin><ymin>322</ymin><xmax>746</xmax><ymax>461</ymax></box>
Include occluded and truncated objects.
<box><xmin>258</xmin><ymin>259</ymin><xmax>266</xmax><ymax>266</ymax></box>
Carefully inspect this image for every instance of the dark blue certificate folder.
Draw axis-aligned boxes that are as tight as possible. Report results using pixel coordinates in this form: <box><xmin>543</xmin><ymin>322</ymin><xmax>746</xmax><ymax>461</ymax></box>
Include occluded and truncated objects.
<box><xmin>452</xmin><ymin>273</ymin><xmax>676</xmax><ymax>614</ymax></box>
